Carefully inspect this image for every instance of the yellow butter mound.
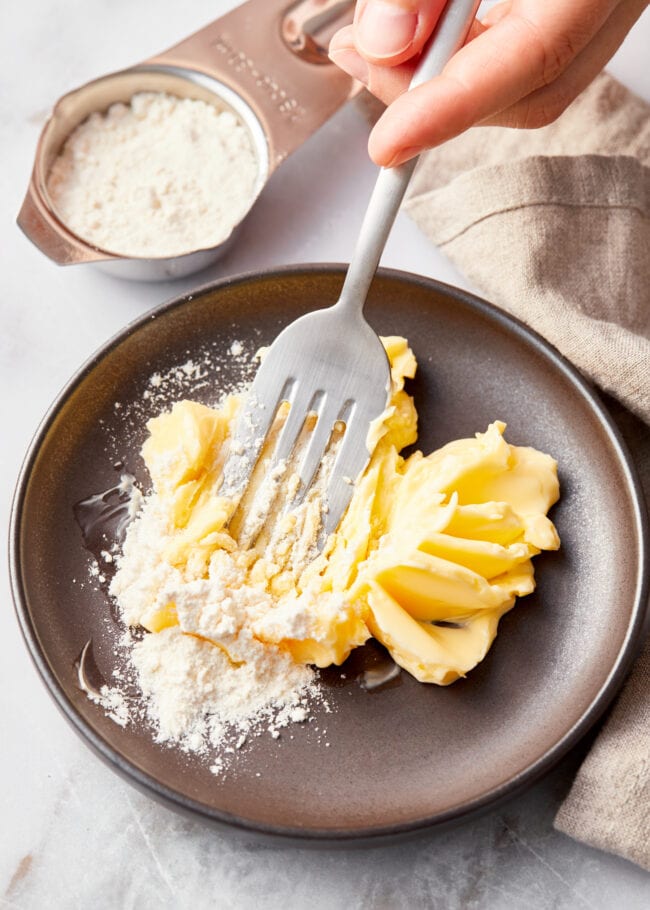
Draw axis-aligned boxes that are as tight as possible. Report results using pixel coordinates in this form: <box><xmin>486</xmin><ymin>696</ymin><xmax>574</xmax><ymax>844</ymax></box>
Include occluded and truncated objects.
<box><xmin>138</xmin><ymin>336</ymin><xmax>559</xmax><ymax>685</ymax></box>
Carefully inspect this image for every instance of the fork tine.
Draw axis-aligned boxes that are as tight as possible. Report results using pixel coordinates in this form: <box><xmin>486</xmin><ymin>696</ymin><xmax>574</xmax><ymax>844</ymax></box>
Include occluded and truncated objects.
<box><xmin>321</xmin><ymin>413</ymin><xmax>373</xmax><ymax>536</ymax></box>
<box><xmin>322</xmin><ymin>472</ymin><xmax>356</xmax><ymax>538</ymax></box>
<box><xmin>220</xmin><ymin>378</ymin><xmax>290</xmax><ymax>500</ymax></box>
<box><xmin>294</xmin><ymin>397</ymin><xmax>342</xmax><ymax>502</ymax></box>
<box><xmin>270</xmin><ymin>387</ymin><xmax>322</xmax><ymax>470</ymax></box>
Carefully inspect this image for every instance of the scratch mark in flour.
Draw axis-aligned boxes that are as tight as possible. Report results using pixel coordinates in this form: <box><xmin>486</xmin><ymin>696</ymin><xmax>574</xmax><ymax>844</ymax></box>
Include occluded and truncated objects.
<box><xmin>502</xmin><ymin>821</ymin><xmax>597</xmax><ymax>909</ymax></box>
<box><xmin>124</xmin><ymin>794</ymin><xmax>177</xmax><ymax>898</ymax></box>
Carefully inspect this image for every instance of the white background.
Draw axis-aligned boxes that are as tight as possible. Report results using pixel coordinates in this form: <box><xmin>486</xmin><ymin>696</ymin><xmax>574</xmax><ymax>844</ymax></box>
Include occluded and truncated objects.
<box><xmin>1</xmin><ymin>1</ymin><xmax>649</xmax><ymax>907</ymax></box>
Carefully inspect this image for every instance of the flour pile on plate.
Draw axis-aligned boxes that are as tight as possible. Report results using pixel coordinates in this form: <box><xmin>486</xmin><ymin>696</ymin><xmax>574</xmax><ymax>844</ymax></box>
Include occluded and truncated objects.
<box><xmin>109</xmin><ymin>491</ymin><xmax>326</xmax><ymax>760</ymax></box>
<box><xmin>79</xmin><ymin>342</ymin><xmax>331</xmax><ymax>774</ymax></box>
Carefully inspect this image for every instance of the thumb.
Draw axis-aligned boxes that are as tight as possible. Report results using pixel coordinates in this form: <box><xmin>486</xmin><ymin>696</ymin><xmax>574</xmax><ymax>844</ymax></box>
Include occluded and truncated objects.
<box><xmin>353</xmin><ymin>0</ymin><xmax>448</xmax><ymax>66</ymax></box>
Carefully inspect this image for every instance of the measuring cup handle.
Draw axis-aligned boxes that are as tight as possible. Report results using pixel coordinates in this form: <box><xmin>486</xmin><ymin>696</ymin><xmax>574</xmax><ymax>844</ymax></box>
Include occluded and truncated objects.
<box><xmin>148</xmin><ymin>0</ymin><xmax>358</xmax><ymax>170</ymax></box>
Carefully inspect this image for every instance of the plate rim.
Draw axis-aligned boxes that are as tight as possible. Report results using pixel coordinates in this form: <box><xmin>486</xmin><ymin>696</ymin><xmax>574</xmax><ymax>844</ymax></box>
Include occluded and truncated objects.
<box><xmin>9</xmin><ymin>264</ymin><xmax>649</xmax><ymax>843</ymax></box>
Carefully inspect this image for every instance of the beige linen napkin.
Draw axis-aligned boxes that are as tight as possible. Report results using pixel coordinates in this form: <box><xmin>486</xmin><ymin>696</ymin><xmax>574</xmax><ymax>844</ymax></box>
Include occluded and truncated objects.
<box><xmin>403</xmin><ymin>72</ymin><xmax>650</xmax><ymax>426</ymax></box>
<box><xmin>553</xmin><ymin>398</ymin><xmax>650</xmax><ymax>870</ymax></box>
<box><xmin>382</xmin><ymin>72</ymin><xmax>650</xmax><ymax>867</ymax></box>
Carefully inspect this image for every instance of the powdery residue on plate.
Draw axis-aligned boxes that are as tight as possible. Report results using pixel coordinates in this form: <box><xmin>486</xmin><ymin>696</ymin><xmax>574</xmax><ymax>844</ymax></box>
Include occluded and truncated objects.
<box><xmin>100</xmin><ymin>336</ymin><xmax>259</xmax><ymax>458</ymax></box>
<box><xmin>75</xmin><ymin>337</ymin><xmax>332</xmax><ymax>776</ymax></box>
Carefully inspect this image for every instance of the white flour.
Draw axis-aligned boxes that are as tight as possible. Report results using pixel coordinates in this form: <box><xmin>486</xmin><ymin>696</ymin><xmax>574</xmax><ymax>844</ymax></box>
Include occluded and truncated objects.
<box><xmin>130</xmin><ymin>627</ymin><xmax>317</xmax><ymax>755</ymax></box>
<box><xmin>78</xmin><ymin>340</ymin><xmax>351</xmax><ymax>770</ymax></box>
<box><xmin>106</xmin><ymin>489</ymin><xmax>326</xmax><ymax>764</ymax></box>
<box><xmin>47</xmin><ymin>92</ymin><xmax>258</xmax><ymax>258</ymax></box>
<box><xmin>75</xmin><ymin>343</ymin><xmax>335</xmax><ymax>772</ymax></box>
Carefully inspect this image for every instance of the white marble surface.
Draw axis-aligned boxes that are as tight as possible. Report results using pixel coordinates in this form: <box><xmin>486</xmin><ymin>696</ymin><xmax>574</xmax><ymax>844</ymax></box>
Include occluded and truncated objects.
<box><xmin>1</xmin><ymin>2</ymin><xmax>649</xmax><ymax>907</ymax></box>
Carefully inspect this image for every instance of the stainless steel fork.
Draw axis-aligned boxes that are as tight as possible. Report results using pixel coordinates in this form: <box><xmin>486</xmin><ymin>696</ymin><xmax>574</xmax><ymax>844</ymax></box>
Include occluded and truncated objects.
<box><xmin>221</xmin><ymin>0</ymin><xmax>481</xmax><ymax>539</ymax></box>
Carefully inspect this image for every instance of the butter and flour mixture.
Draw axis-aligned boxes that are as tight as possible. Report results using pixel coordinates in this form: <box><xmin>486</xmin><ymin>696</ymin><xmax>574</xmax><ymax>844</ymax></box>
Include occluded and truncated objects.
<box><xmin>111</xmin><ymin>494</ymin><xmax>324</xmax><ymax>758</ymax></box>
<box><xmin>47</xmin><ymin>91</ymin><xmax>258</xmax><ymax>258</ymax></box>
<box><xmin>90</xmin><ymin>336</ymin><xmax>560</xmax><ymax>771</ymax></box>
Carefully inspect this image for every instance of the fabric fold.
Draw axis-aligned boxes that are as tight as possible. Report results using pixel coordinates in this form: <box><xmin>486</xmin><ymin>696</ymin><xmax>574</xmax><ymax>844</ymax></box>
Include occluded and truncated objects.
<box><xmin>404</xmin><ymin>143</ymin><xmax>650</xmax><ymax>423</ymax></box>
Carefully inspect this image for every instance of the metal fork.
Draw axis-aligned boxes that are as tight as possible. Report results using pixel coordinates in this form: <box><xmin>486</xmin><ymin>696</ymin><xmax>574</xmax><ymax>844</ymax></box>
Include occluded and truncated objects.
<box><xmin>221</xmin><ymin>0</ymin><xmax>480</xmax><ymax>539</ymax></box>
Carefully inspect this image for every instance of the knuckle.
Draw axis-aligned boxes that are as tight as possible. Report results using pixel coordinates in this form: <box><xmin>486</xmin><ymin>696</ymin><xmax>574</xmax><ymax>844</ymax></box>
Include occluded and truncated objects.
<box><xmin>517</xmin><ymin>16</ymin><xmax>580</xmax><ymax>88</ymax></box>
<box><xmin>520</xmin><ymin>91</ymin><xmax>570</xmax><ymax>129</ymax></box>
<box><xmin>540</xmin><ymin>33</ymin><xmax>578</xmax><ymax>85</ymax></box>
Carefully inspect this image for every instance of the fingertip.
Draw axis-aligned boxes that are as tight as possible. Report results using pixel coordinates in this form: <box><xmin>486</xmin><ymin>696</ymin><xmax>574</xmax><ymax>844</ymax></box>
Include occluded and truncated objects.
<box><xmin>355</xmin><ymin>1</ymin><xmax>418</xmax><ymax>63</ymax></box>
<box><xmin>368</xmin><ymin>83</ymin><xmax>447</xmax><ymax>165</ymax></box>
<box><xmin>329</xmin><ymin>46</ymin><xmax>370</xmax><ymax>87</ymax></box>
<box><xmin>353</xmin><ymin>0</ymin><xmax>449</xmax><ymax>67</ymax></box>
<box><xmin>328</xmin><ymin>24</ymin><xmax>355</xmax><ymax>56</ymax></box>
<box><xmin>368</xmin><ymin>135</ymin><xmax>422</xmax><ymax>168</ymax></box>
<box><xmin>480</xmin><ymin>0</ymin><xmax>513</xmax><ymax>27</ymax></box>
<box><xmin>367</xmin><ymin>126</ymin><xmax>396</xmax><ymax>168</ymax></box>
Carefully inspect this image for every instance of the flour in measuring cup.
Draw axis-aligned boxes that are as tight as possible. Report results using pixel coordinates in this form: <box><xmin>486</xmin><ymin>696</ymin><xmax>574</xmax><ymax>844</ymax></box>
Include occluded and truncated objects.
<box><xmin>47</xmin><ymin>92</ymin><xmax>259</xmax><ymax>259</ymax></box>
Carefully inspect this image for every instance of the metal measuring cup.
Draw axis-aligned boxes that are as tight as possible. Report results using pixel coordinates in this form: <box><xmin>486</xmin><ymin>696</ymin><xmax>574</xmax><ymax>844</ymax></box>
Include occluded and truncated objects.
<box><xmin>18</xmin><ymin>0</ymin><xmax>358</xmax><ymax>281</ymax></box>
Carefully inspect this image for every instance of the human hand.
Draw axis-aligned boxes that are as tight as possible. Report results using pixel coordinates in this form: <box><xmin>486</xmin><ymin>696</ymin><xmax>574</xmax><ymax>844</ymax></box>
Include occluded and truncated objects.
<box><xmin>329</xmin><ymin>0</ymin><xmax>648</xmax><ymax>166</ymax></box>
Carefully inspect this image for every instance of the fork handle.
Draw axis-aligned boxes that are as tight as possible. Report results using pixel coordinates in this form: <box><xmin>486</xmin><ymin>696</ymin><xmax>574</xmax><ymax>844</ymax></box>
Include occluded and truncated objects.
<box><xmin>337</xmin><ymin>0</ymin><xmax>481</xmax><ymax>313</ymax></box>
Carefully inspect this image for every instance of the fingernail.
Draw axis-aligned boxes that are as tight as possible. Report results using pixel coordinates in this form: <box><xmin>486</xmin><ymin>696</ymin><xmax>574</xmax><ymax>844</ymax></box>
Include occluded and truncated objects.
<box><xmin>357</xmin><ymin>1</ymin><xmax>418</xmax><ymax>59</ymax></box>
<box><xmin>329</xmin><ymin>48</ymin><xmax>369</xmax><ymax>86</ymax></box>
<box><xmin>386</xmin><ymin>145</ymin><xmax>423</xmax><ymax>167</ymax></box>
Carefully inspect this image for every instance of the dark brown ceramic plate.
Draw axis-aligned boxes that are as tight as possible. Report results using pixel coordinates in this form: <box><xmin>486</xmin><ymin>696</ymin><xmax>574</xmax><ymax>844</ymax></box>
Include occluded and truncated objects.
<box><xmin>10</xmin><ymin>266</ymin><xmax>648</xmax><ymax>843</ymax></box>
